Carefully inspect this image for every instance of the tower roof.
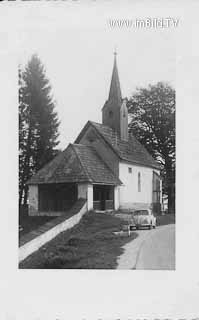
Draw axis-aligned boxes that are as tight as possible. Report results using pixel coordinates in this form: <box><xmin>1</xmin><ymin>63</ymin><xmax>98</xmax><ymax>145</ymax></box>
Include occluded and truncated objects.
<box><xmin>108</xmin><ymin>51</ymin><xmax>122</xmax><ymax>102</ymax></box>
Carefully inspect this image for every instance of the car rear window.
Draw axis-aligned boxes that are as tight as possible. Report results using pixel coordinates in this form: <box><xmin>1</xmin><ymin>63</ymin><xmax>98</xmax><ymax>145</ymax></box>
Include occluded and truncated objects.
<box><xmin>133</xmin><ymin>210</ymin><xmax>149</xmax><ymax>216</ymax></box>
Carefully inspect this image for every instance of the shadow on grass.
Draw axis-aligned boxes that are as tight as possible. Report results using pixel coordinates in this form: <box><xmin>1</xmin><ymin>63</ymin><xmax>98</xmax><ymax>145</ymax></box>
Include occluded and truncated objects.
<box><xmin>19</xmin><ymin>212</ymin><xmax>137</xmax><ymax>269</ymax></box>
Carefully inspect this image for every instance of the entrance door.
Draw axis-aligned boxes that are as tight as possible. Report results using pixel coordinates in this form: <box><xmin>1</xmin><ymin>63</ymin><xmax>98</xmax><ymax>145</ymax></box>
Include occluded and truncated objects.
<box><xmin>100</xmin><ymin>189</ymin><xmax>106</xmax><ymax>211</ymax></box>
<box><xmin>93</xmin><ymin>185</ymin><xmax>114</xmax><ymax>211</ymax></box>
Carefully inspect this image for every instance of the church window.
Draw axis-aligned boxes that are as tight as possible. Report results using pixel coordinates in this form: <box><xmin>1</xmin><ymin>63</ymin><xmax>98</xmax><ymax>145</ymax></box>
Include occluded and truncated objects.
<box><xmin>109</xmin><ymin>110</ymin><xmax>113</xmax><ymax>118</ymax></box>
<box><xmin>138</xmin><ymin>172</ymin><xmax>141</xmax><ymax>192</ymax></box>
<box><xmin>128</xmin><ymin>167</ymin><xmax>132</xmax><ymax>173</ymax></box>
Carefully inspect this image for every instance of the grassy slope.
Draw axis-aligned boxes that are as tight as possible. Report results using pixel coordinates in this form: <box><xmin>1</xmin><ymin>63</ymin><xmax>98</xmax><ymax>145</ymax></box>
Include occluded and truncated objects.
<box><xmin>19</xmin><ymin>212</ymin><xmax>137</xmax><ymax>269</ymax></box>
<box><xmin>19</xmin><ymin>205</ymin><xmax>55</xmax><ymax>237</ymax></box>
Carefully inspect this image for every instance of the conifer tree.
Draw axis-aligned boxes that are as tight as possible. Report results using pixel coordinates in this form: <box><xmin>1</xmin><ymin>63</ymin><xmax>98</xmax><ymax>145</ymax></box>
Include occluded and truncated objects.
<box><xmin>19</xmin><ymin>54</ymin><xmax>60</xmax><ymax>206</ymax></box>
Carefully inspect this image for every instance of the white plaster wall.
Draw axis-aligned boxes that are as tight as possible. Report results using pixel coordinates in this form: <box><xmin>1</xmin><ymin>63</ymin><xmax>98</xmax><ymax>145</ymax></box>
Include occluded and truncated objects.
<box><xmin>78</xmin><ymin>183</ymin><xmax>93</xmax><ymax>211</ymax></box>
<box><xmin>114</xmin><ymin>186</ymin><xmax>120</xmax><ymax>210</ymax></box>
<box><xmin>78</xmin><ymin>183</ymin><xmax>87</xmax><ymax>199</ymax></box>
<box><xmin>28</xmin><ymin>185</ymin><xmax>38</xmax><ymax>215</ymax></box>
<box><xmin>19</xmin><ymin>202</ymin><xmax>87</xmax><ymax>263</ymax></box>
<box><xmin>87</xmin><ymin>184</ymin><xmax>93</xmax><ymax>211</ymax></box>
<box><xmin>119</xmin><ymin>162</ymin><xmax>156</xmax><ymax>209</ymax></box>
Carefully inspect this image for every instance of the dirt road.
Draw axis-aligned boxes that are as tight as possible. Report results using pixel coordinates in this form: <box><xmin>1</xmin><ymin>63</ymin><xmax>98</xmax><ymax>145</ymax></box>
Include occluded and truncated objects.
<box><xmin>117</xmin><ymin>224</ymin><xmax>175</xmax><ymax>270</ymax></box>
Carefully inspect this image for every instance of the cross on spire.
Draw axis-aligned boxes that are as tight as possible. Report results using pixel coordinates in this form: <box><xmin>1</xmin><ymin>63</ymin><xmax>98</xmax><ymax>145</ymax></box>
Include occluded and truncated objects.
<box><xmin>108</xmin><ymin>48</ymin><xmax>122</xmax><ymax>102</ymax></box>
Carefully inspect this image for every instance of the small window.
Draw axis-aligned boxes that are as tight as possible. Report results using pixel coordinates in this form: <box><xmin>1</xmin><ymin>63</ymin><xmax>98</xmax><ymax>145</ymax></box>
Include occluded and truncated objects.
<box><xmin>128</xmin><ymin>167</ymin><xmax>132</xmax><ymax>173</ymax></box>
<box><xmin>138</xmin><ymin>172</ymin><xmax>141</xmax><ymax>192</ymax></box>
<box><xmin>109</xmin><ymin>110</ymin><xmax>113</xmax><ymax>118</ymax></box>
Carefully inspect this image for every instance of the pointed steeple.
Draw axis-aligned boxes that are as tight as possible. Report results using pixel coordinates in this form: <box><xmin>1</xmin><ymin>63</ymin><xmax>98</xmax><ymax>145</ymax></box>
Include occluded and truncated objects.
<box><xmin>108</xmin><ymin>50</ymin><xmax>122</xmax><ymax>103</ymax></box>
<box><xmin>102</xmin><ymin>51</ymin><xmax>128</xmax><ymax>141</ymax></box>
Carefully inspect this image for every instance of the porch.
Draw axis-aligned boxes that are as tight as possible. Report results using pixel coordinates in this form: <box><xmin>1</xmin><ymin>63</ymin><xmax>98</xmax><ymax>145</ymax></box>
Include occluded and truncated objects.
<box><xmin>29</xmin><ymin>183</ymin><xmax>78</xmax><ymax>216</ymax></box>
<box><xmin>28</xmin><ymin>182</ymin><xmax>120</xmax><ymax>216</ymax></box>
<box><xmin>93</xmin><ymin>184</ymin><xmax>117</xmax><ymax>211</ymax></box>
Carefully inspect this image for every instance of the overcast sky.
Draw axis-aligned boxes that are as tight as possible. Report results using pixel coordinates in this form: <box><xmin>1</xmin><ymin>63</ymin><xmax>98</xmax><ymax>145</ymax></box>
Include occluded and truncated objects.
<box><xmin>17</xmin><ymin>3</ymin><xmax>176</xmax><ymax>149</ymax></box>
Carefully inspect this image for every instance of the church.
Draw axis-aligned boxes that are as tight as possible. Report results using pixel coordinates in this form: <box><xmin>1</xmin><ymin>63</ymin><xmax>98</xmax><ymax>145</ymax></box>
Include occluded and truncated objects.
<box><xmin>27</xmin><ymin>53</ymin><xmax>162</xmax><ymax>216</ymax></box>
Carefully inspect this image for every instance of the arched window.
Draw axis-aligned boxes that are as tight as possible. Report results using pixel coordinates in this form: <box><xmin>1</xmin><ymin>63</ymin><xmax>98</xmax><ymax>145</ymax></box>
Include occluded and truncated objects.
<box><xmin>138</xmin><ymin>172</ymin><xmax>141</xmax><ymax>192</ymax></box>
<box><xmin>109</xmin><ymin>110</ymin><xmax>113</xmax><ymax>118</ymax></box>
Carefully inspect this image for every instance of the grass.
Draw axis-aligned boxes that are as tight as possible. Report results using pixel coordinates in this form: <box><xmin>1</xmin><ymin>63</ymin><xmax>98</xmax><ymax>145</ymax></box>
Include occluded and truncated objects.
<box><xmin>19</xmin><ymin>205</ymin><xmax>55</xmax><ymax>238</ymax></box>
<box><xmin>19</xmin><ymin>211</ymin><xmax>137</xmax><ymax>269</ymax></box>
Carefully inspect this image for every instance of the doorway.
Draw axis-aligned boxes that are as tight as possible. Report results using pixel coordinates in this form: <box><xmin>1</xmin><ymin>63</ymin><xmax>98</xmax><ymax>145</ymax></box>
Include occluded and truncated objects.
<box><xmin>93</xmin><ymin>185</ymin><xmax>114</xmax><ymax>211</ymax></box>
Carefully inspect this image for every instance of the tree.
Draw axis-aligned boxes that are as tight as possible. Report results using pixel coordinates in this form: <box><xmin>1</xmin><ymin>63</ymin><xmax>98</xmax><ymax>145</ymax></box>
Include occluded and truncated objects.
<box><xmin>127</xmin><ymin>82</ymin><xmax>175</xmax><ymax>214</ymax></box>
<box><xmin>19</xmin><ymin>54</ymin><xmax>60</xmax><ymax>206</ymax></box>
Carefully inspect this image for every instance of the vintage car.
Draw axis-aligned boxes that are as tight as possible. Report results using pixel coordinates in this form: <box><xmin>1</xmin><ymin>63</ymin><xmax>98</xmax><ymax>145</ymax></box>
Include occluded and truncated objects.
<box><xmin>131</xmin><ymin>209</ymin><xmax>156</xmax><ymax>229</ymax></box>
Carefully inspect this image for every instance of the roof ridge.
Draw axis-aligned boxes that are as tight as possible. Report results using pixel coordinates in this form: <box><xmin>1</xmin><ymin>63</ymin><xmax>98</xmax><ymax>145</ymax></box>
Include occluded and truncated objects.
<box><xmin>91</xmin><ymin>145</ymin><xmax>122</xmax><ymax>183</ymax></box>
<box><xmin>91</xmin><ymin>122</ymin><xmax>160</xmax><ymax>170</ymax></box>
<box><xmin>90</xmin><ymin>122</ymin><xmax>122</xmax><ymax>159</ymax></box>
<box><xmin>71</xmin><ymin>144</ymin><xmax>92</xmax><ymax>183</ymax></box>
<box><xmin>72</xmin><ymin>143</ymin><xmax>93</xmax><ymax>148</ymax></box>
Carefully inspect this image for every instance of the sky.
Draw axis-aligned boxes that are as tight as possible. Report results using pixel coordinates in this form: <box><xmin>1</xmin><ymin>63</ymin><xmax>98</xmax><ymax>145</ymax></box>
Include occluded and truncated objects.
<box><xmin>17</xmin><ymin>2</ymin><xmax>176</xmax><ymax>149</ymax></box>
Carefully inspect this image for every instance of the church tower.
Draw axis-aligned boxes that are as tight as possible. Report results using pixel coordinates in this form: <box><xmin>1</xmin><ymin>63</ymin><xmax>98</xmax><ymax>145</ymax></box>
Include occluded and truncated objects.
<box><xmin>102</xmin><ymin>52</ymin><xmax>128</xmax><ymax>141</ymax></box>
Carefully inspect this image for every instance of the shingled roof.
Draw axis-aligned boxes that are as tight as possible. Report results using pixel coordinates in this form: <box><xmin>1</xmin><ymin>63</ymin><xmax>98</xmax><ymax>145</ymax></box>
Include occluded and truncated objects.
<box><xmin>76</xmin><ymin>121</ymin><xmax>160</xmax><ymax>170</ymax></box>
<box><xmin>27</xmin><ymin>144</ymin><xmax>121</xmax><ymax>185</ymax></box>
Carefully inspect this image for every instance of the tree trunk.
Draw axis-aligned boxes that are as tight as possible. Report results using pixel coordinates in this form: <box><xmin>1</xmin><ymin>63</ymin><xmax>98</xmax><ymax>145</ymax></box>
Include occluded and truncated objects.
<box><xmin>19</xmin><ymin>126</ymin><xmax>32</xmax><ymax>206</ymax></box>
<box><xmin>167</xmin><ymin>184</ymin><xmax>173</xmax><ymax>214</ymax></box>
<box><xmin>165</xmin><ymin>158</ymin><xmax>175</xmax><ymax>215</ymax></box>
<box><xmin>23</xmin><ymin>184</ymin><xmax>29</xmax><ymax>206</ymax></box>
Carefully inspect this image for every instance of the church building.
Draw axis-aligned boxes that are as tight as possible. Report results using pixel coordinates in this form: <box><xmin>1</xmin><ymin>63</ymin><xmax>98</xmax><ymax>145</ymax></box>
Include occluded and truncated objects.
<box><xmin>27</xmin><ymin>53</ymin><xmax>162</xmax><ymax>216</ymax></box>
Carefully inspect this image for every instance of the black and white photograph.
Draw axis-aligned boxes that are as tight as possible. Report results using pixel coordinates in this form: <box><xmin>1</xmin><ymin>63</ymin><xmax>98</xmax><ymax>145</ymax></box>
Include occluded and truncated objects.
<box><xmin>1</xmin><ymin>0</ymin><xmax>199</xmax><ymax>319</ymax></box>
<box><xmin>18</xmin><ymin>11</ymin><xmax>176</xmax><ymax>270</ymax></box>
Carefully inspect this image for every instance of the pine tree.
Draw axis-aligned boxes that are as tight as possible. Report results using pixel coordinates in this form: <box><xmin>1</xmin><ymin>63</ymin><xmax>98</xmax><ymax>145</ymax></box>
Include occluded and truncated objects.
<box><xmin>19</xmin><ymin>54</ymin><xmax>60</xmax><ymax>206</ymax></box>
<box><xmin>127</xmin><ymin>82</ymin><xmax>175</xmax><ymax>214</ymax></box>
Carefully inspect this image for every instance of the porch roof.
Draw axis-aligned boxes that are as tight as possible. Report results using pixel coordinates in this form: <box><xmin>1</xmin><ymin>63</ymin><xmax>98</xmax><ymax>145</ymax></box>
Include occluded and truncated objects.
<box><xmin>27</xmin><ymin>144</ymin><xmax>122</xmax><ymax>186</ymax></box>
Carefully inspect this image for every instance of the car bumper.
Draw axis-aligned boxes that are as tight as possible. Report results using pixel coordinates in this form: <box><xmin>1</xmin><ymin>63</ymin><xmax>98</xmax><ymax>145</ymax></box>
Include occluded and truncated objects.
<box><xmin>135</xmin><ymin>223</ymin><xmax>151</xmax><ymax>227</ymax></box>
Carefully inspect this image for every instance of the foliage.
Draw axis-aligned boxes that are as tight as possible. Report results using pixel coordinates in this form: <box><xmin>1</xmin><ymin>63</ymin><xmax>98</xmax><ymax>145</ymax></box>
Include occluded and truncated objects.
<box><xmin>127</xmin><ymin>82</ymin><xmax>175</xmax><ymax>213</ymax></box>
<box><xmin>19</xmin><ymin>54</ymin><xmax>60</xmax><ymax>205</ymax></box>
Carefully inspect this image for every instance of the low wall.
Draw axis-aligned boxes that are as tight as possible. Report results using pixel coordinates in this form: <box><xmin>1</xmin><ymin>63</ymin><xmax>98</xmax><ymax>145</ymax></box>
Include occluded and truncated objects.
<box><xmin>19</xmin><ymin>201</ymin><xmax>87</xmax><ymax>263</ymax></box>
<box><xmin>119</xmin><ymin>202</ymin><xmax>152</xmax><ymax>212</ymax></box>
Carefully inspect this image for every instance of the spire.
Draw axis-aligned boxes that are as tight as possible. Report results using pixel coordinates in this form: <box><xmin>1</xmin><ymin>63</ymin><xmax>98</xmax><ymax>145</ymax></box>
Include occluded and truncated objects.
<box><xmin>102</xmin><ymin>51</ymin><xmax>128</xmax><ymax>141</ymax></box>
<box><xmin>108</xmin><ymin>50</ymin><xmax>122</xmax><ymax>102</ymax></box>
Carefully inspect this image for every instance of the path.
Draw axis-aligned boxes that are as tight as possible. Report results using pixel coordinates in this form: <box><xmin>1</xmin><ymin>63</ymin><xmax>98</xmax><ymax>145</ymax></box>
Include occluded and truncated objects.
<box><xmin>117</xmin><ymin>224</ymin><xmax>175</xmax><ymax>270</ymax></box>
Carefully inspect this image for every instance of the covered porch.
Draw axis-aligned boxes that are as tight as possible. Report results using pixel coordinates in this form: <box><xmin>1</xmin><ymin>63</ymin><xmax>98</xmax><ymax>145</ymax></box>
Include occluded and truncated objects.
<box><xmin>93</xmin><ymin>184</ymin><xmax>115</xmax><ymax>211</ymax></box>
<box><xmin>29</xmin><ymin>183</ymin><xmax>78</xmax><ymax>216</ymax></box>
<box><xmin>27</xmin><ymin>143</ymin><xmax>121</xmax><ymax>216</ymax></box>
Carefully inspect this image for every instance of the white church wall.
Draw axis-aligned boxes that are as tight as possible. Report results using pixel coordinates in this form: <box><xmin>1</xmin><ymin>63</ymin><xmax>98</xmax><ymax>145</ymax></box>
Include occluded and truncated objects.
<box><xmin>119</xmin><ymin>162</ymin><xmax>156</xmax><ymax>210</ymax></box>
